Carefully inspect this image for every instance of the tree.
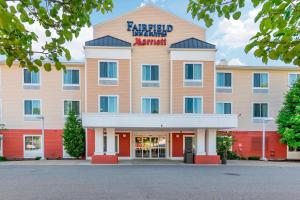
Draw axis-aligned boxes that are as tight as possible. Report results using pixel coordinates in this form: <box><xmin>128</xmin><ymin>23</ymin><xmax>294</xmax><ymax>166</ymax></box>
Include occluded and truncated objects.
<box><xmin>187</xmin><ymin>0</ymin><xmax>300</xmax><ymax>66</ymax></box>
<box><xmin>63</xmin><ymin>111</ymin><xmax>85</xmax><ymax>158</ymax></box>
<box><xmin>0</xmin><ymin>0</ymin><xmax>113</xmax><ymax>72</ymax></box>
<box><xmin>217</xmin><ymin>134</ymin><xmax>234</xmax><ymax>164</ymax></box>
<box><xmin>277</xmin><ymin>78</ymin><xmax>300</xmax><ymax>150</ymax></box>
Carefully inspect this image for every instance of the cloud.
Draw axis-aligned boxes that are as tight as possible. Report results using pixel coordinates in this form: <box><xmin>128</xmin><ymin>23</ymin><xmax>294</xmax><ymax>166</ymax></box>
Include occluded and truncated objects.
<box><xmin>140</xmin><ymin>0</ymin><xmax>166</xmax><ymax>7</ymax></box>
<box><xmin>227</xmin><ymin>58</ymin><xmax>245</xmax><ymax>66</ymax></box>
<box><xmin>213</xmin><ymin>7</ymin><xmax>260</xmax><ymax>49</ymax></box>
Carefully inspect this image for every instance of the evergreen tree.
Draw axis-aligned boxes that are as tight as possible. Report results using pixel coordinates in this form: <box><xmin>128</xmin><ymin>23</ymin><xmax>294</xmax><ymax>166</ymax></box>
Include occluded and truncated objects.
<box><xmin>277</xmin><ymin>79</ymin><xmax>300</xmax><ymax>149</ymax></box>
<box><xmin>63</xmin><ymin>111</ymin><xmax>85</xmax><ymax>158</ymax></box>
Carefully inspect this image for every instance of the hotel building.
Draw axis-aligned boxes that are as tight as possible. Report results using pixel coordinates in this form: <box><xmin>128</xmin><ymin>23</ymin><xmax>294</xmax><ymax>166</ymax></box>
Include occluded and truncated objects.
<box><xmin>0</xmin><ymin>5</ymin><xmax>299</xmax><ymax>164</ymax></box>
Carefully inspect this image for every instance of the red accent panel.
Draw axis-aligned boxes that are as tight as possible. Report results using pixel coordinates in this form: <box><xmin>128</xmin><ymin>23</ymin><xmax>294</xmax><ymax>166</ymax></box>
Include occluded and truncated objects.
<box><xmin>116</xmin><ymin>132</ymin><xmax>130</xmax><ymax>157</ymax></box>
<box><xmin>87</xmin><ymin>129</ymin><xmax>95</xmax><ymax>157</ymax></box>
<box><xmin>91</xmin><ymin>155</ymin><xmax>118</xmax><ymax>164</ymax></box>
<box><xmin>44</xmin><ymin>130</ymin><xmax>63</xmax><ymax>159</ymax></box>
<box><xmin>194</xmin><ymin>155</ymin><xmax>220</xmax><ymax>164</ymax></box>
<box><xmin>172</xmin><ymin>133</ymin><xmax>194</xmax><ymax>157</ymax></box>
<box><xmin>231</xmin><ymin>131</ymin><xmax>287</xmax><ymax>160</ymax></box>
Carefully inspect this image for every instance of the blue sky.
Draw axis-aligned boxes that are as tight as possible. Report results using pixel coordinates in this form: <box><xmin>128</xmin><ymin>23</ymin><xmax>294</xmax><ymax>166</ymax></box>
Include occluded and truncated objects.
<box><xmin>85</xmin><ymin>0</ymin><xmax>289</xmax><ymax>66</ymax></box>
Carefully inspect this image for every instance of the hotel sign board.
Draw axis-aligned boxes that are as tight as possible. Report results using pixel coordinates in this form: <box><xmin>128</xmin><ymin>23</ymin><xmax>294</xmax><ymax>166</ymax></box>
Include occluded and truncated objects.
<box><xmin>127</xmin><ymin>21</ymin><xmax>173</xmax><ymax>46</ymax></box>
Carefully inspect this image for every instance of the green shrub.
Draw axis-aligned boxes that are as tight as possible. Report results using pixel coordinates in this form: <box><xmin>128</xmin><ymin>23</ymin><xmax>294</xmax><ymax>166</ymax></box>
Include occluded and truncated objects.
<box><xmin>248</xmin><ymin>156</ymin><xmax>260</xmax><ymax>160</ymax></box>
<box><xmin>240</xmin><ymin>157</ymin><xmax>247</xmax><ymax>160</ymax></box>
<box><xmin>227</xmin><ymin>151</ymin><xmax>240</xmax><ymax>160</ymax></box>
<box><xmin>35</xmin><ymin>156</ymin><xmax>42</xmax><ymax>160</ymax></box>
<box><xmin>0</xmin><ymin>156</ymin><xmax>6</xmax><ymax>161</ymax></box>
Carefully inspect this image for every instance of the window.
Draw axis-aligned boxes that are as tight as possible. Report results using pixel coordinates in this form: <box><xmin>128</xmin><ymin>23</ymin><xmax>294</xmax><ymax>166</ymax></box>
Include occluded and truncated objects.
<box><xmin>216</xmin><ymin>102</ymin><xmax>232</xmax><ymax>114</ymax></box>
<box><xmin>24</xmin><ymin>100</ymin><xmax>41</xmax><ymax>116</ymax></box>
<box><xmin>142</xmin><ymin>98</ymin><xmax>159</xmax><ymax>114</ymax></box>
<box><xmin>142</xmin><ymin>65</ymin><xmax>159</xmax><ymax>81</ymax></box>
<box><xmin>64</xmin><ymin>100</ymin><xmax>80</xmax><ymax>116</ymax></box>
<box><xmin>24</xmin><ymin>135</ymin><xmax>41</xmax><ymax>151</ymax></box>
<box><xmin>217</xmin><ymin>72</ymin><xmax>232</xmax><ymax>88</ymax></box>
<box><xmin>288</xmin><ymin>73</ymin><xmax>300</xmax><ymax>87</ymax></box>
<box><xmin>184</xmin><ymin>97</ymin><xmax>202</xmax><ymax>114</ymax></box>
<box><xmin>185</xmin><ymin>63</ymin><xmax>202</xmax><ymax>81</ymax></box>
<box><xmin>99</xmin><ymin>61</ymin><xmax>118</xmax><ymax>79</ymax></box>
<box><xmin>253</xmin><ymin>103</ymin><xmax>268</xmax><ymax>118</ymax></box>
<box><xmin>253</xmin><ymin>73</ymin><xmax>268</xmax><ymax>88</ymax></box>
<box><xmin>24</xmin><ymin>69</ymin><xmax>40</xmax><ymax>85</ymax></box>
<box><xmin>103</xmin><ymin>134</ymin><xmax>119</xmax><ymax>153</ymax></box>
<box><xmin>99</xmin><ymin>96</ymin><xmax>118</xmax><ymax>113</ymax></box>
<box><xmin>63</xmin><ymin>69</ymin><xmax>79</xmax><ymax>85</ymax></box>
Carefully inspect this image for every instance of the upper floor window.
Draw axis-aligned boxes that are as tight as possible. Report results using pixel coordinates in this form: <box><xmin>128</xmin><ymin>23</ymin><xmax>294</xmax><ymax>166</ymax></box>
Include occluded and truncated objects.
<box><xmin>253</xmin><ymin>73</ymin><xmax>268</xmax><ymax>88</ymax></box>
<box><xmin>63</xmin><ymin>69</ymin><xmax>79</xmax><ymax>85</ymax></box>
<box><xmin>288</xmin><ymin>73</ymin><xmax>300</xmax><ymax>87</ymax></box>
<box><xmin>24</xmin><ymin>100</ymin><xmax>41</xmax><ymax>116</ymax></box>
<box><xmin>142</xmin><ymin>65</ymin><xmax>159</xmax><ymax>87</ymax></box>
<box><xmin>99</xmin><ymin>61</ymin><xmax>118</xmax><ymax>79</ymax></box>
<box><xmin>185</xmin><ymin>63</ymin><xmax>202</xmax><ymax>81</ymax></box>
<box><xmin>142</xmin><ymin>97</ymin><xmax>159</xmax><ymax>114</ymax></box>
<box><xmin>184</xmin><ymin>97</ymin><xmax>202</xmax><ymax>114</ymax></box>
<box><xmin>24</xmin><ymin>69</ymin><xmax>40</xmax><ymax>85</ymax></box>
<box><xmin>64</xmin><ymin>100</ymin><xmax>80</xmax><ymax>116</ymax></box>
<box><xmin>99</xmin><ymin>96</ymin><xmax>118</xmax><ymax>113</ymax></box>
<box><xmin>216</xmin><ymin>102</ymin><xmax>232</xmax><ymax>114</ymax></box>
<box><xmin>216</xmin><ymin>72</ymin><xmax>232</xmax><ymax>88</ymax></box>
<box><xmin>253</xmin><ymin>103</ymin><xmax>268</xmax><ymax>118</ymax></box>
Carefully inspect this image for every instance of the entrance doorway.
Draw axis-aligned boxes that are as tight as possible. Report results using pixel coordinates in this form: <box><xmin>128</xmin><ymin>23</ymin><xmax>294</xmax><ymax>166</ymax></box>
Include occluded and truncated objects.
<box><xmin>135</xmin><ymin>136</ymin><xmax>166</xmax><ymax>159</ymax></box>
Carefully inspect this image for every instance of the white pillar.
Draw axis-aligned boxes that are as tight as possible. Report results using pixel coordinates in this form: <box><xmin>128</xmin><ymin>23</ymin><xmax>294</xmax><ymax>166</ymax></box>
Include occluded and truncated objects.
<box><xmin>207</xmin><ymin>129</ymin><xmax>217</xmax><ymax>155</ymax></box>
<box><xmin>94</xmin><ymin>128</ymin><xmax>104</xmax><ymax>155</ymax></box>
<box><xmin>196</xmin><ymin>129</ymin><xmax>206</xmax><ymax>155</ymax></box>
<box><xmin>106</xmin><ymin>128</ymin><xmax>116</xmax><ymax>155</ymax></box>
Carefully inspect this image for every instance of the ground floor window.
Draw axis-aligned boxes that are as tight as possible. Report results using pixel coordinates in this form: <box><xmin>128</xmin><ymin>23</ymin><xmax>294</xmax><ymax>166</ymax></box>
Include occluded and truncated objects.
<box><xmin>103</xmin><ymin>134</ymin><xmax>119</xmax><ymax>153</ymax></box>
<box><xmin>24</xmin><ymin>135</ymin><xmax>42</xmax><ymax>158</ymax></box>
<box><xmin>135</xmin><ymin>136</ymin><xmax>166</xmax><ymax>158</ymax></box>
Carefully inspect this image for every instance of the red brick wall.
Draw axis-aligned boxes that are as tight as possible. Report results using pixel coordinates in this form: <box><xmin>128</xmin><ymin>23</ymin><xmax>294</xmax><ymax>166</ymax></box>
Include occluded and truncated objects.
<box><xmin>231</xmin><ymin>131</ymin><xmax>287</xmax><ymax>160</ymax></box>
<box><xmin>0</xmin><ymin>129</ymin><xmax>63</xmax><ymax>159</ymax></box>
<box><xmin>172</xmin><ymin>133</ymin><xmax>194</xmax><ymax>157</ymax></box>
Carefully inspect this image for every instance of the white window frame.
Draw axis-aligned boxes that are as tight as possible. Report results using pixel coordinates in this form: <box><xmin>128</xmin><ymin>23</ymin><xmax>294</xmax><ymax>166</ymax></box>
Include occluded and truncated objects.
<box><xmin>252</xmin><ymin>72</ymin><xmax>269</xmax><ymax>89</ymax></box>
<box><xmin>62</xmin><ymin>68</ymin><xmax>80</xmax><ymax>87</ymax></box>
<box><xmin>183</xmin><ymin>62</ymin><xmax>203</xmax><ymax>82</ymax></box>
<box><xmin>23</xmin><ymin>135</ymin><xmax>43</xmax><ymax>158</ymax></box>
<box><xmin>103</xmin><ymin>134</ymin><xmax>119</xmax><ymax>154</ymax></box>
<box><xmin>252</xmin><ymin>102</ymin><xmax>269</xmax><ymax>119</ymax></box>
<box><xmin>183</xmin><ymin>96</ymin><xmax>203</xmax><ymax>114</ymax></box>
<box><xmin>0</xmin><ymin>135</ymin><xmax>3</xmax><ymax>157</ymax></box>
<box><xmin>141</xmin><ymin>97</ymin><xmax>160</xmax><ymax>114</ymax></box>
<box><xmin>141</xmin><ymin>64</ymin><xmax>160</xmax><ymax>86</ymax></box>
<box><xmin>98</xmin><ymin>95</ymin><xmax>119</xmax><ymax>113</ymax></box>
<box><xmin>216</xmin><ymin>71</ymin><xmax>232</xmax><ymax>89</ymax></box>
<box><xmin>216</xmin><ymin>101</ymin><xmax>232</xmax><ymax>114</ymax></box>
<box><xmin>23</xmin><ymin>99</ymin><xmax>42</xmax><ymax>117</ymax></box>
<box><xmin>63</xmin><ymin>100</ymin><xmax>81</xmax><ymax>117</ymax></box>
<box><xmin>98</xmin><ymin>60</ymin><xmax>119</xmax><ymax>83</ymax></box>
<box><xmin>288</xmin><ymin>73</ymin><xmax>300</xmax><ymax>87</ymax></box>
<box><xmin>22</xmin><ymin>68</ymin><xmax>41</xmax><ymax>86</ymax></box>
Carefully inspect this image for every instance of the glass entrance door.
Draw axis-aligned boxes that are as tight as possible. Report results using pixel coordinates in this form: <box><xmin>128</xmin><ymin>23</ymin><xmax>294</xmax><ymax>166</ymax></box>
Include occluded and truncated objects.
<box><xmin>135</xmin><ymin>136</ymin><xmax>166</xmax><ymax>159</ymax></box>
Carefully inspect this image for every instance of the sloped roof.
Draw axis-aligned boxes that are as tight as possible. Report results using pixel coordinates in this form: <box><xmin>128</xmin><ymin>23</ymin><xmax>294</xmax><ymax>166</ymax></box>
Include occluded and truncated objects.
<box><xmin>170</xmin><ymin>37</ymin><xmax>216</xmax><ymax>49</ymax></box>
<box><xmin>85</xmin><ymin>35</ymin><xmax>131</xmax><ymax>47</ymax></box>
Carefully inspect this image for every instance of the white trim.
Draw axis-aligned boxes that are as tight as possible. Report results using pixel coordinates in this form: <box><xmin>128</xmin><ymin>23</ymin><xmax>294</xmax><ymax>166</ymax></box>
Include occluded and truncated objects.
<box><xmin>98</xmin><ymin>60</ymin><xmax>119</xmax><ymax>86</ymax></box>
<box><xmin>170</xmin><ymin>50</ymin><xmax>216</xmax><ymax>61</ymax></box>
<box><xmin>103</xmin><ymin>133</ymin><xmax>119</xmax><ymax>154</ymax></box>
<box><xmin>183</xmin><ymin>135</ymin><xmax>195</xmax><ymax>152</ymax></box>
<box><xmin>23</xmin><ymin>99</ymin><xmax>42</xmax><ymax>118</ymax></box>
<box><xmin>213</xmin><ymin>62</ymin><xmax>216</xmax><ymax>113</ymax></box>
<box><xmin>252</xmin><ymin>102</ymin><xmax>269</xmax><ymax>120</ymax></box>
<box><xmin>216</xmin><ymin>101</ymin><xmax>233</xmax><ymax>114</ymax></box>
<box><xmin>141</xmin><ymin>96</ymin><xmax>160</xmax><ymax>114</ymax></box>
<box><xmin>170</xmin><ymin>60</ymin><xmax>173</xmax><ymax>114</ymax></box>
<box><xmin>98</xmin><ymin>95</ymin><xmax>119</xmax><ymax>113</ymax></box>
<box><xmin>0</xmin><ymin>134</ymin><xmax>3</xmax><ymax>157</ymax></box>
<box><xmin>129</xmin><ymin>58</ymin><xmax>132</xmax><ymax>113</ymax></box>
<box><xmin>252</xmin><ymin>72</ymin><xmax>269</xmax><ymax>90</ymax></box>
<box><xmin>22</xmin><ymin>68</ymin><xmax>41</xmax><ymax>87</ymax></box>
<box><xmin>183</xmin><ymin>62</ymin><xmax>203</xmax><ymax>88</ymax></box>
<box><xmin>62</xmin><ymin>68</ymin><xmax>80</xmax><ymax>88</ymax></box>
<box><xmin>23</xmin><ymin>134</ymin><xmax>43</xmax><ymax>158</ymax></box>
<box><xmin>141</xmin><ymin>64</ymin><xmax>160</xmax><ymax>87</ymax></box>
<box><xmin>216</xmin><ymin>71</ymin><xmax>233</xmax><ymax>90</ymax></box>
<box><xmin>63</xmin><ymin>99</ymin><xmax>81</xmax><ymax>117</ymax></box>
<box><xmin>84</xmin><ymin>48</ymin><xmax>131</xmax><ymax>59</ymax></box>
<box><xmin>170</xmin><ymin>157</ymin><xmax>184</xmax><ymax>160</ymax></box>
<box><xmin>183</xmin><ymin>96</ymin><xmax>204</xmax><ymax>114</ymax></box>
<box><xmin>288</xmin><ymin>72</ymin><xmax>300</xmax><ymax>87</ymax></box>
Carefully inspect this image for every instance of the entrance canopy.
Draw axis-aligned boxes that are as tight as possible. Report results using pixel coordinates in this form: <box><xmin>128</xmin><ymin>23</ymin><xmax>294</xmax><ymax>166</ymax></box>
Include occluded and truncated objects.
<box><xmin>82</xmin><ymin>113</ymin><xmax>238</xmax><ymax>129</ymax></box>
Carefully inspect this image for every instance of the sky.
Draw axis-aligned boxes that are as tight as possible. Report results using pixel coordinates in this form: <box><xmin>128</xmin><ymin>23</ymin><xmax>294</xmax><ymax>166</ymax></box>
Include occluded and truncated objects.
<box><xmin>2</xmin><ymin>0</ymin><xmax>291</xmax><ymax>67</ymax></box>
